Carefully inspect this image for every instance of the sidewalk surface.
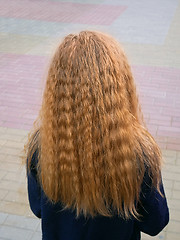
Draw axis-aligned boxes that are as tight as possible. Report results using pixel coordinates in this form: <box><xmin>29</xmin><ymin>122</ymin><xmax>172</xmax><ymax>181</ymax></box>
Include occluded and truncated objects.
<box><xmin>0</xmin><ymin>0</ymin><xmax>180</xmax><ymax>239</ymax></box>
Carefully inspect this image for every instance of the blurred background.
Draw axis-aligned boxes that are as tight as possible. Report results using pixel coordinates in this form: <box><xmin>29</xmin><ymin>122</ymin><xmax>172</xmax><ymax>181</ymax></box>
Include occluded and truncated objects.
<box><xmin>0</xmin><ymin>0</ymin><xmax>180</xmax><ymax>239</ymax></box>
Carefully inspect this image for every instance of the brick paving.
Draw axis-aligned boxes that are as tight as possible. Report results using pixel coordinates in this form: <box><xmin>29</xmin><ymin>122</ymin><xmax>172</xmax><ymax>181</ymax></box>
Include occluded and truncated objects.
<box><xmin>0</xmin><ymin>0</ymin><xmax>180</xmax><ymax>239</ymax></box>
<box><xmin>0</xmin><ymin>0</ymin><xmax>127</xmax><ymax>25</ymax></box>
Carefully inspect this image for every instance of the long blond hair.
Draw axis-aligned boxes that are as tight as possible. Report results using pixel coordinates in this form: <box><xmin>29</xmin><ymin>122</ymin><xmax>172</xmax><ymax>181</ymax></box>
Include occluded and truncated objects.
<box><xmin>26</xmin><ymin>31</ymin><xmax>162</xmax><ymax>219</ymax></box>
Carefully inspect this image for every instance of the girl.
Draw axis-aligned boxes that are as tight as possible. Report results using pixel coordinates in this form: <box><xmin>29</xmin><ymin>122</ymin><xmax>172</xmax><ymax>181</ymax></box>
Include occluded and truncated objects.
<box><xmin>26</xmin><ymin>31</ymin><xmax>169</xmax><ymax>240</ymax></box>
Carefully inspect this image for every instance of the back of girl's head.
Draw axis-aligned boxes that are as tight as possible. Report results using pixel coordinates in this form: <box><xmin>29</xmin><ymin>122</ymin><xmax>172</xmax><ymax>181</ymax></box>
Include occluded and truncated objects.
<box><xmin>44</xmin><ymin>31</ymin><xmax>140</xmax><ymax>121</ymax></box>
<box><xmin>27</xmin><ymin>31</ymin><xmax>162</xmax><ymax>219</ymax></box>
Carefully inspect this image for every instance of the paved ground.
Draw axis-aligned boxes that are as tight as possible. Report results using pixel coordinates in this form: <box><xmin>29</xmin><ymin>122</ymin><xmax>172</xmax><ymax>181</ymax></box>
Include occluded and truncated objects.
<box><xmin>0</xmin><ymin>0</ymin><xmax>180</xmax><ymax>239</ymax></box>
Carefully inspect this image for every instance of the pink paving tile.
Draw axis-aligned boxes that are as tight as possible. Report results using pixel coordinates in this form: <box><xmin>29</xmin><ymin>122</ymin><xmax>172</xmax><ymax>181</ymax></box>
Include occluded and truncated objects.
<box><xmin>132</xmin><ymin>65</ymin><xmax>180</xmax><ymax>150</ymax></box>
<box><xmin>172</xmin><ymin>121</ymin><xmax>180</xmax><ymax>128</ymax></box>
<box><xmin>167</xmin><ymin>137</ymin><xmax>180</xmax><ymax>144</ymax></box>
<box><xmin>1</xmin><ymin>121</ymin><xmax>32</xmax><ymax>131</ymax></box>
<box><xmin>149</xmin><ymin>118</ymin><xmax>171</xmax><ymax>127</ymax></box>
<box><xmin>158</xmin><ymin>142</ymin><xmax>167</xmax><ymax>149</ymax></box>
<box><xmin>157</xmin><ymin>126</ymin><xmax>180</xmax><ymax>138</ymax></box>
<box><xmin>166</xmin><ymin>143</ymin><xmax>180</xmax><ymax>151</ymax></box>
<box><xmin>0</xmin><ymin>53</ymin><xmax>48</xmax><ymax>130</ymax></box>
<box><xmin>75</xmin><ymin>5</ymin><xmax>127</xmax><ymax>25</ymax></box>
<box><xmin>0</xmin><ymin>0</ymin><xmax>127</xmax><ymax>25</ymax></box>
<box><xmin>150</xmin><ymin>115</ymin><xmax>172</xmax><ymax>121</ymax></box>
<box><xmin>132</xmin><ymin>66</ymin><xmax>180</xmax><ymax>113</ymax></box>
<box><xmin>153</xmin><ymin>98</ymin><xmax>175</xmax><ymax>108</ymax></box>
<box><xmin>155</xmin><ymin>136</ymin><xmax>168</xmax><ymax>143</ymax></box>
<box><xmin>141</xmin><ymin>105</ymin><xmax>163</xmax><ymax>114</ymax></box>
<box><xmin>161</xmin><ymin>108</ymin><xmax>180</xmax><ymax>117</ymax></box>
<box><xmin>145</xmin><ymin>124</ymin><xmax>157</xmax><ymax>136</ymax></box>
<box><xmin>172</xmin><ymin>116</ymin><xmax>180</xmax><ymax>122</ymax></box>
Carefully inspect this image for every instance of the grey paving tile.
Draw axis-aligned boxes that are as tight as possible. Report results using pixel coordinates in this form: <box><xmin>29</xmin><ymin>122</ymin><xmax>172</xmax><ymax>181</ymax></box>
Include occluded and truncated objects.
<box><xmin>0</xmin><ymin>226</ymin><xmax>33</xmax><ymax>240</ymax></box>
<box><xmin>30</xmin><ymin>232</ymin><xmax>41</xmax><ymax>240</ymax></box>
<box><xmin>0</xmin><ymin>213</ymin><xmax>8</xmax><ymax>225</ymax></box>
<box><xmin>174</xmin><ymin>181</ymin><xmax>180</xmax><ymax>190</ymax></box>
<box><xmin>172</xmin><ymin>190</ymin><xmax>180</xmax><ymax>200</ymax></box>
<box><xmin>0</xmin><ymin>189</ymin><xmax>8</xmax><ymax>200</ymax></box>
<box><xmin>170</xmin><ymin>209</ymin><xmax>180</xmax><ymax>221</ymax></box>
<box><xmin>36</xmin><ymin>222</ymin><xmax>41</xmax><ymax>232</ymax></box>
<box><xmin>109</xmin><ymin>0</ymin><xmax>178</xmax><ymax>44</ymax></box>
<box><xmin>0</xmin><ymin>18</ymin><xmax>68</xmax><ymax>37</ymax></box>
<box><xmin>4</xmin><ymin>214</ymin><xmax>40</xmax><ymax>231</ymax></box>
<box><xmin>166</xmin><ymin>232</ymin><xmax>180</xmax><ymax>240</ymax></box>
<box><xmin>163</xmin><ymin>179</ymin><xmax>174</xmax><ymax>189</ymax></box>
<box><xmin>168</xmin><ymin>199</ymin><xmax>180</xmax><ymax>211</ymax></box>
<box><xmin>167</xmin><ymin>220</ymin><xmax>180</xmax><ymax>234</ymax></box>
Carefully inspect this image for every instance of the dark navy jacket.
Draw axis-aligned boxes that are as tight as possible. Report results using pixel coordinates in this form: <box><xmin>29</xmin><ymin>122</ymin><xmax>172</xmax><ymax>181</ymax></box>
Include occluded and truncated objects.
<box><xmin>27</xmin><ymin>152</ymin><xmax>169</xmax><ymax>240</ymax></box>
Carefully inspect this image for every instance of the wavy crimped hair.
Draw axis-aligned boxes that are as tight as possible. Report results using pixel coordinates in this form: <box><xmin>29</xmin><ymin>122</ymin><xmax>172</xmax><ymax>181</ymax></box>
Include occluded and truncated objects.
<box><xmin>25</xmin><ymin>31</ymin><xmax>162</xmax><ymax>219</ymax></box>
